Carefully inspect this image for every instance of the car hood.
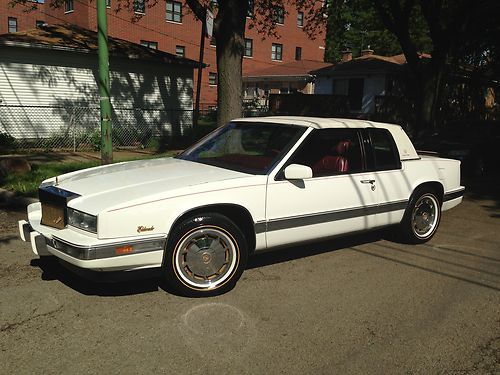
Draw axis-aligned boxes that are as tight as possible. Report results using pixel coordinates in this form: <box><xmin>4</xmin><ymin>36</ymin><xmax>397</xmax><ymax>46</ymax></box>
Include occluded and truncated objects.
<box><xmin>45</xmin><ymin>157</ymin><xmax>252</xmax><ymax>214</ymax></box>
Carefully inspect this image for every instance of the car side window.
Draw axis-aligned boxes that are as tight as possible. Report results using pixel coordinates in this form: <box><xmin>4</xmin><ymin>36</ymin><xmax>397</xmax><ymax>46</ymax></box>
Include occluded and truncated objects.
<box><xmin>368</xmin><ymin>129</ymin><xmax>401</xmax><ymax>171</ymax></box>
<box><xmin>287</xmin><ymin>129</ymin><xmax>363</xmax><ymax>177</ymax></box>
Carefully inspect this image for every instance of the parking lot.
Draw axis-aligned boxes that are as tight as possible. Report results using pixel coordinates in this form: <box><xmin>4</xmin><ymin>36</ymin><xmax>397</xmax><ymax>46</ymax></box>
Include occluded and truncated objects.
<box><xmin>0</xmin><ymin>195</ymin><xmax>499</xmax><ymax>374</ymax></box>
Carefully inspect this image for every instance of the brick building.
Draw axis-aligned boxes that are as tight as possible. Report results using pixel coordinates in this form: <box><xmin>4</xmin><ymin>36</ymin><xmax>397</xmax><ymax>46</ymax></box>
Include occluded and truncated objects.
<box><xmin>1</xmin><ymin>0</ymin><xmax>326</xmax><ymax>108</ymax></box>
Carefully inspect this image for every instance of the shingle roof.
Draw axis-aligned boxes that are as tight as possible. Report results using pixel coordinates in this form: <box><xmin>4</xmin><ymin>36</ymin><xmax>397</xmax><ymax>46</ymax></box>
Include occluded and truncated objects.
<box><xmin>0</xmin><ymin>24</ymin><xmax>201</xmax><ymax>67</ymax></box>
<box><xmin>311</xmin><ymin>53</ymin><xmax>431</xmax><ymax>76</ymax></box>
<box><xmin>243</xmin><ymin>60</ymin><xmax>332</xmax><ymax>78</ymax></box>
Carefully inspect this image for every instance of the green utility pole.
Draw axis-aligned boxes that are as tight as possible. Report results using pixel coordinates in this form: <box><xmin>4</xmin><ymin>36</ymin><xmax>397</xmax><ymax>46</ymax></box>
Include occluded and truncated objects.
<box><xmin>97</xmin><ymin>0</ymin><xmax>113</xmax><ymax>164</ymax></box>
<box><xmin>193</xmin><ymin>7</ymin><xmax>207</xmax><ymax>127</ymax></box>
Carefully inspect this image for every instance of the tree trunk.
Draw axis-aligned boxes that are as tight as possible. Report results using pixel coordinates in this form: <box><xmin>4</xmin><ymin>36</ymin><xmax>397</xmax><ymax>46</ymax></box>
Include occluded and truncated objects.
<box><xmin>413</xmin><ymin>58</ymin><xmax>447</xmax><ymax>135</ymax></box>
<box><xmin>216</xmin><ymin>42</ymin><xmax>244</xmax><ymax>126</ymax></box>
<box><xmin>214</xmin><ymin>1</ymin><xmax>247</xmax><ymax>126</ymax></box>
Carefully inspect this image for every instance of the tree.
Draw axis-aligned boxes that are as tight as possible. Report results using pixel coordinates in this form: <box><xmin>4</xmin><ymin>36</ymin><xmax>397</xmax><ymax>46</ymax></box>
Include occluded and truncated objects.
<box><xmin>374</xmin><ymin>0</ymin><xmax>499</xmax><ymax>131</ymax></box>
<box><xmin>10</xmin><ymin>0</ymin><xmax>326</xmax><ymax>127</ymax></box>
<box><xmin>325</xmin><ymin>0</ymin><xmax>397</xmax><ymax>61</ymax></box>
<box><xmin>325</xmin><ymin>0</ymin><xmax>432</xmax><ymax>62</ymax></box>
<box><xmin>372</xmin><ymin>0</ymin><xmax>499</xmax><ymax>130</ymax></box>
<box><xmin>325</xmin><ymin>0</ymin><xmax>499</xmax><ymax>131</ymax></box>
<box><xmin>186</xmin><ymin>0</ymin><xmax>326</xmax><ymax>126</ymax></box>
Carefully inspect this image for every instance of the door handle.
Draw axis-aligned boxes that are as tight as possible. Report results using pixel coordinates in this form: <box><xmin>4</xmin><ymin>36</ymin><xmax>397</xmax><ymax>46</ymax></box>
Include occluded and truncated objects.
<box><xmin>360</xmin><ymin>179</ymin><xmax>376</xmax><ymax>191</ymax></box>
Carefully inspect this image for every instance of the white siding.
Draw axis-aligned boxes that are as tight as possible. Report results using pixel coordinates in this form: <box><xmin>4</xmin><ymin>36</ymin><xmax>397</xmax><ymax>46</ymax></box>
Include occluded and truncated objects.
<box><xmin>0</xmin><ymin>50</ymin><xmax>98</xmax><ymax>107</ymax></box>
<box><xmin>314</xmin><ymin>72</ymin><xmax>388</xmax><ymax>114</ymax></box>
<box><xmin>0</xmin><ymin>46</ymin><xmax>193</xmax><ymax>139</ymax></box>
<box><xmin>313</xmin><ymin>76</ymin><xmax>333</xmax><ymax>94</ymax></box>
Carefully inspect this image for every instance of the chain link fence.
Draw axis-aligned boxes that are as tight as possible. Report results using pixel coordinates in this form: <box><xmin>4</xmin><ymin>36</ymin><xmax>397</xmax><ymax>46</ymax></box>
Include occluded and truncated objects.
<box><xmin>0</xmin><ymin>105</ymin><xmax>193</xmax><ymax>152</ymax></box>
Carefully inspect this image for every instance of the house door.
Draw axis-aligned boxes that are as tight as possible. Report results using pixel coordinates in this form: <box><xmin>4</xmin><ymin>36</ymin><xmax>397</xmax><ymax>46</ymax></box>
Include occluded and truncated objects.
<box><xmin>348</xmin><ymin>78</ymin><xmax>364</xmax><ymax>111</ymax></box>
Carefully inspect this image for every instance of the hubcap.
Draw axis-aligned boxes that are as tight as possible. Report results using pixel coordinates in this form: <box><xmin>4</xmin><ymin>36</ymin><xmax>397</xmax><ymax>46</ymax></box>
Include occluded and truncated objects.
<box><xmin>411</xmin><ymin>194</ymin><xmax>439</xmax><ymax>238</ymax></box>
<box><xmin>174</xmin><ymin>227</ymin><xmax>238</xmax><ymax>290</ymax></box>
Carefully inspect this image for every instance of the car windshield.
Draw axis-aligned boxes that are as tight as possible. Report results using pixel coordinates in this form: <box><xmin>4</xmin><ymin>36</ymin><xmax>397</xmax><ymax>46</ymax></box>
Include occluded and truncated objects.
<box><xmin>177</xmin><ymin>121</ymin><xmax>305</xmax><ymax>174</ymax></box>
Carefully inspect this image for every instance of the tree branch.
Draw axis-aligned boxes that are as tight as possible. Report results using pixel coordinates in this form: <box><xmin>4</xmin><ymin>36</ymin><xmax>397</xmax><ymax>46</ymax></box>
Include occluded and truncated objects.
<box><xmin>185</xmin><ymin>0</ymin><xmax>206</xmax><ymax>21</ymax></box>
<box><xmin>373</xmin><ymin>0</ymin><xmax>421</xmax><ymax>79</ymax></box>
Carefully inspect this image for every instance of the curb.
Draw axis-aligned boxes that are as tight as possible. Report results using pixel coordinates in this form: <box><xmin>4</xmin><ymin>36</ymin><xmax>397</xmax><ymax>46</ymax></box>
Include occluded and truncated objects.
<box><xmin>0</xmin><ymin>188</ymin><xmax>38</xmax><ymax>209</ymax></box>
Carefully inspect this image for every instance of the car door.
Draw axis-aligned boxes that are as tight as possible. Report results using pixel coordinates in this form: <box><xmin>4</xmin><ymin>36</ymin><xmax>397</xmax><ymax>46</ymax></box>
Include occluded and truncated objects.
<box><xmin>265</xmin><ymin>128</ymin><xmax>378</xmax><ymax>249</ymax></box>
<box><xmin>363</xmin><ymin>128</ymin><xmax>413</xmax><ymax>226</ymax></box>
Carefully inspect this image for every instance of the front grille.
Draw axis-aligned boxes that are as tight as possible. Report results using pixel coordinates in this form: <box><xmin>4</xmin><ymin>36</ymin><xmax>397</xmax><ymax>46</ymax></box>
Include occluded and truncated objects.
<box><xmin>39</xmin><ymin>185</ymin><xmax>80</xmax><ymax>230</ymax></box>
<box><xmin>41</xmin><ymin>202</ymin><xmax>66</xmax><ymax>229</ymax></box>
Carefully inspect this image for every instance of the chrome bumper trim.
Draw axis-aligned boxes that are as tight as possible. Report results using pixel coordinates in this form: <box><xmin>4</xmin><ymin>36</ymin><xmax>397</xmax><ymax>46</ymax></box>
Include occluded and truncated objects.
<box><xmin>49</xmin><ymin>236</ymin><xmax>166</xmax><ymax>261</ymax></box>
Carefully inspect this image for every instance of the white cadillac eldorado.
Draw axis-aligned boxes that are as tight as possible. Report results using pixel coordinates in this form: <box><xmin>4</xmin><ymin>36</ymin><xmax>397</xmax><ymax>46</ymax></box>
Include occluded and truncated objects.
<box><xmin>19</xmin><ymin>117</ymin><xmax>464</xmax><ymax>296</ymax></box>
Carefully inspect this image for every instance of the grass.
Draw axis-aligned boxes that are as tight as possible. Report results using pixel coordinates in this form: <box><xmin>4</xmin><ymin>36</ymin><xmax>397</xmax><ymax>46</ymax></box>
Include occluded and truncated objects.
<box><xmin>3</xmin><ymin>161</ymin><xmax>100</xmax><ymax>197</ymax></box>
<box><xmin>1</xmin><ymin>152</ymin><xmax>176</xmax><ymax>198</ymax></box>
<box><xmin>1</xmin><ymin>122</ymin><xmax>220</xmax><ymax>198</ymax></box>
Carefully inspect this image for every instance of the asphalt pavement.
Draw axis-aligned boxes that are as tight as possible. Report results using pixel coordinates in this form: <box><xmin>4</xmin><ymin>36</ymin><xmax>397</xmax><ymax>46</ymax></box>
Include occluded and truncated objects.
<box><xmin>0</xmin><ymin>196</ymin><xmax>499</xmax><ymax>374</ymax></box>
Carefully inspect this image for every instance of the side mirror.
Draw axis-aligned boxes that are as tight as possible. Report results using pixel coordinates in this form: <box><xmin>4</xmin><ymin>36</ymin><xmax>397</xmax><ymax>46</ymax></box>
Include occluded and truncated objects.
<box><xmin>284</xmin><ymin>164</ymin><xmax>313</xmax><ymax>180</ymax></box>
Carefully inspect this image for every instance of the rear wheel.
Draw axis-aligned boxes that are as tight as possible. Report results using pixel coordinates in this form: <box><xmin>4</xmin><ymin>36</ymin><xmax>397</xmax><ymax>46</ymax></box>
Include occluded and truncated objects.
<box><xmin>399</xmin><ymin>190</ymin><xmax>441</xmax><ymax>244</ymax></box>
<box><xmin>163</xmin><ymin>213</ymin><xmax>247</xmax><ymax>297</ymax></box>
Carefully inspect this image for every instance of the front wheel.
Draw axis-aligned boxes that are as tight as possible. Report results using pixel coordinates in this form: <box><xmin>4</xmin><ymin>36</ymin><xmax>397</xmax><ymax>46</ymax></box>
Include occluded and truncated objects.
<box><xmin>162</xmin><ymin>213</ymin><xmax>247</xmax><ymax>297</ymax></box>
<box><xmin>399</xmin><ymin>191</ymin><xmax>441</xmax><ymax>244</ymax></box>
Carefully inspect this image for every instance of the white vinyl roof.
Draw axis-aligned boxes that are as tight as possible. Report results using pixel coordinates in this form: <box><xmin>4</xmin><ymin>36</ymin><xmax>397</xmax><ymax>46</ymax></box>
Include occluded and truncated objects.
<box><xmin>233</xmin><ymin>116</ymin><xmax>402</xmax><ymax>130</ymax></box>
<box><xmin>233</xmin><ymin>116</ymin><xmax>418</xmax><ymax>160</ymax></box>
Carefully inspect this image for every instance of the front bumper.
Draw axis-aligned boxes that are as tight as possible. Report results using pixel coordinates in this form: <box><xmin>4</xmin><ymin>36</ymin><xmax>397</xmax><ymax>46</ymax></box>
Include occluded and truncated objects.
<box><xmin>19</xmin><ymin>203</ymin><xmax>166</xmax><ymax>272</ymax></box>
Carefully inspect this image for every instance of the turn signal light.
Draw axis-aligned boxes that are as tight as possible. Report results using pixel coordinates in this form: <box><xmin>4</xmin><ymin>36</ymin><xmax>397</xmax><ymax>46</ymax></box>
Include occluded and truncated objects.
<box><xmin>115</xmin><ymin>245</ymin><xmax>133</xmax><ymax>255</ymax></box>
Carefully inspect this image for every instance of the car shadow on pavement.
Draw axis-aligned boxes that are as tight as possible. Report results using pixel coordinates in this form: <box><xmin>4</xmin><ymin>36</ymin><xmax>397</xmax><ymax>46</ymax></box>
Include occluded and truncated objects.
<box><xmin>28</xmin><ymin>230</ymin><xmax>388</xmax><ymax>297</ymax></box>
<box><xmin>30</xmin><ymin>258</ymin><xmax>161</xmax><ymax>297</ymax></box>
<box><xmin>247</xmin><ymin>230</ymin><xmax>386</xmax><ymax>269</ymax></box>
<box><xmin>248</xmin><ymin>229</ymin><xmax>500</xmax><ymax>292</ymax></box>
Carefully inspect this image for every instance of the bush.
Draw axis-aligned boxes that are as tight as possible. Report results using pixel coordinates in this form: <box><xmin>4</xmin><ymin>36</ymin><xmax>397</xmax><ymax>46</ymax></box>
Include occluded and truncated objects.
<box><xmin>90</xmin><ymin>130</ymin><xmax>101</xmax><ymax>151</ymax></box>
<box><xmin>0</xmin><ymin>132</ymin><xmax>16</xmax><ymax>151</ymax></box>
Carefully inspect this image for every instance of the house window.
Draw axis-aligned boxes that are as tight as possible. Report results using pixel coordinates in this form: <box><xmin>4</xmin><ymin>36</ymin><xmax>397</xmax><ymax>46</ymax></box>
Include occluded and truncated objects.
<box><xmin>36</xmin><ymin>20</ymin><xmax>45</xmax><ymax>28</ymax></box>
<box><xmin>244</xmin><ymin>39</ymin><xmax>253</xmax><ymax>57</ymax></box>
<box><xmin>166</xmin><ymin>1</ymin><xmax>182</xmax><ymax>23</ymax></box>
<box><xmin>273</xmin><ymin>6</ymin><xmax>284</xmax><ymax>24</ymax></box>
<box><xmin>209</xmin><ymin>72</ymin><xmax>217</xmax><ymax>86</ymax></box>
<box><xmin>247</xmin><ymin>0</ymin><xmax>254</xmax><ymax>17</ymax></box>
<box><xmin>297</xmin><ymin>11</ymin><xmax>304</xmax><ymax>27</ymax></box>
<box><xmin>8</xmin><ymin>17</ymin><xmax>17</xmax><ymax>33</ymax></box>
<box><xmin>176</xmin><ymin>45</ymin><xmax>185</xmax><ymax>57</ymax></box>
<box><xmin>295</xmin><ymin>46</ymin><xmax>302</xmax><ymax>61</ymax></box>
<box><xmin>134</xmin><ymin>0</ymin><xmax>145</xmax><ymax>14</ymax></box>
<box><xmin>140</xmin><ymin>40</ymin><xmax>158</xmax><ymax>49</ymax></box>
<box><xmin>64</xmin><ymin>0</ymin><xmax>74</xmax><ymax>12</ymax></box>
<box><xmin>106</xmin><ymin>0</ymin><xmax>111</xmax><ymax>7</ymax></box>
<box><xmin>271</xmin><ymin>43</ymin><xmax>283</xmax><ymax>61</ymax></box>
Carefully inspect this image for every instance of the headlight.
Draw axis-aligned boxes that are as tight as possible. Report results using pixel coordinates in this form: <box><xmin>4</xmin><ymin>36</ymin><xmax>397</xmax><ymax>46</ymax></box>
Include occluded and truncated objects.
<box><xmin>67</xmin><ymin>208</ymin><xmax>97</xmax><ymax>233</ymax></box>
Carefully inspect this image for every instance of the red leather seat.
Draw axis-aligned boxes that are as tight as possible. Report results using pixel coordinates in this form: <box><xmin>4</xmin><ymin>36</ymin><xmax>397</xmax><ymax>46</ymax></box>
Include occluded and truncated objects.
<box><xmin>312</xmin><ymin>140</ymin><xmax>351</xmax><ymax>175</ymax></box>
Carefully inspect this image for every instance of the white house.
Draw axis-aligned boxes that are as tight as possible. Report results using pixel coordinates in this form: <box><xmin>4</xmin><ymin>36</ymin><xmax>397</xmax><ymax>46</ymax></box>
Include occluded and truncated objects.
<box><xmin>242</xmin><ymin>60</ymin><xmax>331</xmax><ymax>104</ymax></box>
<box><xmin>0</xmin><ymin>24</ymin><xmax>198</xmax><ymax>148</ymax></box>
<box><xmin>312</xmin><ymin>50</ymin><xmax>426</xmax><ymax>115</ymax></box>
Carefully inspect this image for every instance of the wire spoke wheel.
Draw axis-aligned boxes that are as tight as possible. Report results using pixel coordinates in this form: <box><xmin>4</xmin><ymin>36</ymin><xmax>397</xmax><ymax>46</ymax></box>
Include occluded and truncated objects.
<box><xmin>411</xmin><ymin>193</ymin><xmax>440</xmax><ymax>239</ymax></box>
<box><xmin>173</xmin><ymin>226</ymin><xmax>240</xmax><ymax>291</ymax></box>
<box><xmin>399</xmin><ymin>190</ymin><xmax>442</xmax><ymax>244</ymax></box>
